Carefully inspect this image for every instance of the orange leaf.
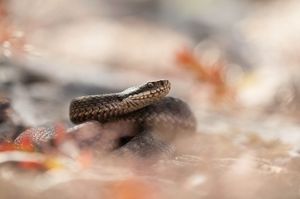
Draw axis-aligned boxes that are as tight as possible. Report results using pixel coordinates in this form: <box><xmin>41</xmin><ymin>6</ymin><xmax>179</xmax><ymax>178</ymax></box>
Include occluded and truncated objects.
<box><xmin>109</xmin><ymin>178</ymin><xmax>160</xmax><ymax>199</ymax></box>
<box><xmin>18</xmin><ymin>161</ymin><xmax>45</xmax><ymax>170</ymax></box>
<box><xmin>0</xmin><ymin>142</ymin><xmax>16</xmax><ymax>151</ymax></box>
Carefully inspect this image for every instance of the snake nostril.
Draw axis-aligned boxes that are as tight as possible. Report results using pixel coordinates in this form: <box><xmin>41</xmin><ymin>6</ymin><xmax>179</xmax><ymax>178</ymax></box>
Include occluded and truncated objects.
<box><xmin>118</xmin><ymin>136</ymin><xmax>134</xmax><ymax>147</ymax></box>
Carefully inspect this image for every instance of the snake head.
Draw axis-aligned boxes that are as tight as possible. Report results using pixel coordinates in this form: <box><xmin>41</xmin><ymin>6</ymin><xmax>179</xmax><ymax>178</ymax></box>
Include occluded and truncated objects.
<box><xmin>123</xmin><ymin>80</ymin><xmax>171</xmax><ymax>101</ymax></box>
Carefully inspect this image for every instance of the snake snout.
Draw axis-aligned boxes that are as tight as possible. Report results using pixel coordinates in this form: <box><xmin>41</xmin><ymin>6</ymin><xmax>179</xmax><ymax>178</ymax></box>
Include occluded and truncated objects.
<box><xmin>155</xmin><ymin>80</ymin><xmax>171</xmax><ymax>90</ymax></box>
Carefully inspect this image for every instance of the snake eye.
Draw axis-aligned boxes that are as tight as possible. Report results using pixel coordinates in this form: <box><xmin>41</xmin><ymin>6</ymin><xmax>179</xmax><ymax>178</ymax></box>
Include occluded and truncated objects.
<box><xmin>147</xmin><ymin>82</ymin><xmax>154</xmax><ymax>88</ymax></box>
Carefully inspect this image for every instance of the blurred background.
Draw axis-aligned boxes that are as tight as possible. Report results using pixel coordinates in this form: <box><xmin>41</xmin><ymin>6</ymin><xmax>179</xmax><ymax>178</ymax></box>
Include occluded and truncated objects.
<box><xmin>1</xmin><ymin>0</ymin><xmax>300</xmax><ymax>198</ymax></box>
<box><xmin>2</xmin><ymin>0</ymin><xmax>300</xmax><ymax>139</ymax></box>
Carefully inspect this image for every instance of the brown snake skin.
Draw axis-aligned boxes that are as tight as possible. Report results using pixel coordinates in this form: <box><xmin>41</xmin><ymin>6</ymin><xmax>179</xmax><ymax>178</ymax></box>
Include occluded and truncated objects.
<box><xmin>70</xmin><ymin>80</ymin><xmax>196</xmax><ymax>130</ymax></box>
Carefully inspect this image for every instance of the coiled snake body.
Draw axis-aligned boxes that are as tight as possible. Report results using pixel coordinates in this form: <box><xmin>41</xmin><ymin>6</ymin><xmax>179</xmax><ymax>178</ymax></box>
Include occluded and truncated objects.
<box><xmin>16</xmin><ymin>80</ymin><xmax>196</xmax><ymax>155</ymax></box>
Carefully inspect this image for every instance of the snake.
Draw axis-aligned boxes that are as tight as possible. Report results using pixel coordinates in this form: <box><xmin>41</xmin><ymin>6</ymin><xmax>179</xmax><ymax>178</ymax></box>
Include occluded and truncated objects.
<box><xmin>15</xmin><ymin>80</ymin><xmax>197</xmax><ymax>156</ymax></box>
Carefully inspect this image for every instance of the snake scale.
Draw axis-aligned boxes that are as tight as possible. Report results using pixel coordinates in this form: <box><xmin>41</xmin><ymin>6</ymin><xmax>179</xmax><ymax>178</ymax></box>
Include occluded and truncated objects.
<box><xmin>15</xmin><ymin>80</ymin><xmax>196</xmax><ymax>155</ymax></box>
